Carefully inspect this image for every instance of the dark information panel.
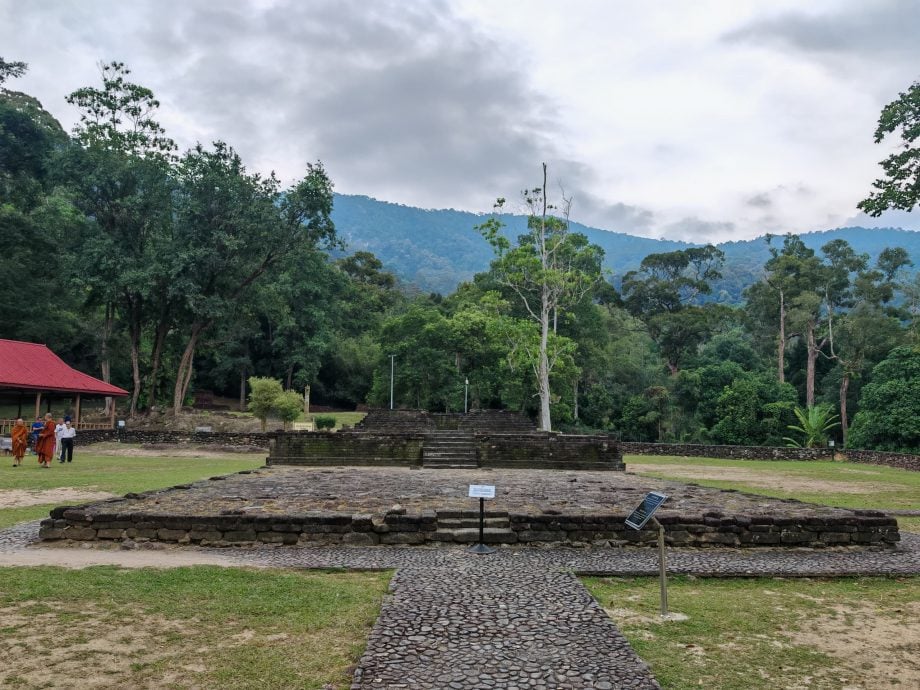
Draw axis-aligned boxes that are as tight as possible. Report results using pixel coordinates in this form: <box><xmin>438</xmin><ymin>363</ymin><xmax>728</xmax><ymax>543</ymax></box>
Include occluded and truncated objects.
<box><xmin>625</xmin><ymin>491</ymin><xmax>668</xmax><ymax>530</ymax></box>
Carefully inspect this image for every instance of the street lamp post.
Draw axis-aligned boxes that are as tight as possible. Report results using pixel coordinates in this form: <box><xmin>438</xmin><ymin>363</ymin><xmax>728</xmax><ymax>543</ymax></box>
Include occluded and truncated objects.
<box><xmin>389</xmin><ymin>354</ymin><xmax>396</xmax><ymax>410</ymax></box>
<box><xmin>464</xmin><ymin>378</ymin><xmax>469</xmax><ymax>414</ymax></box>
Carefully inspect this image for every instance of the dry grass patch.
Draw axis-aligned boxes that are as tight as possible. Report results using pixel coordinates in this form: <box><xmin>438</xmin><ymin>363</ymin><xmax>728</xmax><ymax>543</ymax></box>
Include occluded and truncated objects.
<box><xmin>584</xmin><ymin>575</ymin><xmax>920</xmax><ymax>690</ymax></box>
<box><xmin>0</xmin><ymin>566</ymin><xmax>390</xmax><ymax>689</ymax></box>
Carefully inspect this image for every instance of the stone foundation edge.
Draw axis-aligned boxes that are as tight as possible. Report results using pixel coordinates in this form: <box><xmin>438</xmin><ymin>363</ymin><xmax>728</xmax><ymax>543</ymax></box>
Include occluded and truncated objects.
<box><xmin>39</xmin><ymin>507</ymin><xmax>900</xmax><ymax>549</ymax></box>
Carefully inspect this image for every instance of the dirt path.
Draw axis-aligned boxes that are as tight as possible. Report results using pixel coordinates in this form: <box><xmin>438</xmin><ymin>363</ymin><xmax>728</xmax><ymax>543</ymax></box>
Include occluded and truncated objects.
<box><xmin>0</xmin><ymin>488</ymin><xmax>117</xmax><ymax>508</ymax></box>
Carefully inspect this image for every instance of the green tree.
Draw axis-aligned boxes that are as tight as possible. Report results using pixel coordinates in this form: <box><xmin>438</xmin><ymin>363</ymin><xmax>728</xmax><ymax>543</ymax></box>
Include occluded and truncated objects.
<box><xmin>710</xmin><ymin>373</ymin><xmax>798</xmax><ymax>446</ymax></box>
<box><xmin>247</xmin><ymin>377</ymin><xmax>283</xmax><ymax>431</ymax></box>
<box><xmin>0</xmin><ymin>57</ymin><xmax>27</xmax><ymax>86</ymax></box>
<box><xmin>621</xmin><ymin>245</ymin><xmax>726</xmax><ymax>375</ymax></box>
<box><xmin>63</xmin><ymin>61</ymin><xmax>177</xmax><ymax>415</ymax></box>
<box><xmin>169</xmin><ymin>143</ymin><xmax>334</xmax><ymax>413</ymax></box>
<box><xmin>477</xmin><ymin>164</ymin><xmax>603</xmax><ymax>430</ymax></box>
<box><xmin>858</xmin><ymin>81</ymin><xmax>920</xmax><ymax>215</ymax></box>
<box><xmin>847</xmin><ymin>346</ymin><xmax>920</xmax><ymax>452</ymax></box>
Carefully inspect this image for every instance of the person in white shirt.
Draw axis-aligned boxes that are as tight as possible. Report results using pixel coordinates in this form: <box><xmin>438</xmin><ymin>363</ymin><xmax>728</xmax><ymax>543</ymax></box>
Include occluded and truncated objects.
<box><xmin>59</xmin><ymin>416</ymin><xmax>77</xmax><ymax>463</ymax></box>
<box><xmin>55</xmin><ymin>419</ymin><xmax>65</xmax><ymax>463</ymax></box>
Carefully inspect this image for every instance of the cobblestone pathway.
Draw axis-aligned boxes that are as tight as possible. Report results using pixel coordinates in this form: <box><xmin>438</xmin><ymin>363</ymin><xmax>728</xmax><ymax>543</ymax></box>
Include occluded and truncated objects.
<box><xmin>2</xmin><ymin>522</ymin><xmax>920</xmax><ymax>689</ymax></box>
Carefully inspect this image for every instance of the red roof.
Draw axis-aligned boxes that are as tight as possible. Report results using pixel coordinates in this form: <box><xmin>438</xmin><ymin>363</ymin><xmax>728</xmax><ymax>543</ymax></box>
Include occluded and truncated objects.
<box><xmin>0</xmin><ymin>339</ymin><xmax>129</xmax><ymax>396</ymax></box>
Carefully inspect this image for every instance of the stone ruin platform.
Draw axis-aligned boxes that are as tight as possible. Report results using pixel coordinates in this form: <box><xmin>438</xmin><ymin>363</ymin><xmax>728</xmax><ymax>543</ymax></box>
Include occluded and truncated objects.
<box><xmin>39</xmin><ymin>466</ymin><xmax>900</xmax><ymax>549</ymax></box>
<box><xmin>269</xmin><ymin>409</ymin><xmax>625</xmax><ymax>471</ymax></box>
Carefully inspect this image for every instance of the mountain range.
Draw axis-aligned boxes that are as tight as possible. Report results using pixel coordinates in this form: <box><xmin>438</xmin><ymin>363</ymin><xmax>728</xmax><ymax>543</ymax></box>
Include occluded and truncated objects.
<box><xmin>330</xmin><ymin>193</ymin><xmax>920</xmax><ymax>301</ymax></box>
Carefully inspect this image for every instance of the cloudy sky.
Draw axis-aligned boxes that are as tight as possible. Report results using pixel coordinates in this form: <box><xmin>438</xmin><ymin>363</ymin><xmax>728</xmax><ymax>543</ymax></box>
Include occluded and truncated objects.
<box><xmin>2</xmin><ymin>0</ymin><xmax>919</xmax><ymax>240</ymax></box>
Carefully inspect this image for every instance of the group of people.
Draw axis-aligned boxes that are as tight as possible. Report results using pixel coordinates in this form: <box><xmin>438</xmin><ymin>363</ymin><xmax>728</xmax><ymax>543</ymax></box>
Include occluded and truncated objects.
<box><xmin>10</xmin><ymin>413</ymin><xmax>76</xmax><ymax>468</ymax></box>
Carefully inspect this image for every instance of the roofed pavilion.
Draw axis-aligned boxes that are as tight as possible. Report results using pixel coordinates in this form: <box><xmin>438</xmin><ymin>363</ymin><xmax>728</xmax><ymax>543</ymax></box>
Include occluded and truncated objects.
<box><xmin>0</xmin><ymin>338</ymin><xmax>128</xmax><ymax>432</ymax></box>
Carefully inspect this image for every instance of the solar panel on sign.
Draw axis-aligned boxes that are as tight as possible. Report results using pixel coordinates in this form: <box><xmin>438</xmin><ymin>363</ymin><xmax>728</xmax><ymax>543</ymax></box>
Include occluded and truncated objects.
<box><xmin>625</xmin><ymin>491</ymin><xmax>668</xmax><ymax>530</ymax></box>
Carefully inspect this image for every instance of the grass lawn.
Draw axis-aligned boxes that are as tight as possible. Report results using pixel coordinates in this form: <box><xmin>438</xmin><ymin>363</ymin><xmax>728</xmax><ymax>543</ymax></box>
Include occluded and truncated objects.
<box><xmin>0</xmin><ymin>450</ymin><xmax>263</xmax><ymax>529</ymax></box>
<box><xmin>0</xmin><ymin>565</ymin><xmax>390</xmax><ymax>689</ymax></box>
<box><xmin>584</xmin><ymin>575</ymin><xmax>920</xmax><ymax>689</ymax></box>
<box><xmin>625</xmin><ymin>455</ymin><xmax>920</xmax><ymax>533</ymax></box>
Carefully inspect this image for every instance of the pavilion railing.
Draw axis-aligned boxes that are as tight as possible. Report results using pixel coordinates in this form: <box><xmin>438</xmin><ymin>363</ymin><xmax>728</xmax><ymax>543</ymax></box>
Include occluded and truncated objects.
<box><xmin>0</xmin><ymin>418</ymin><xmax>113</xmax><ymax>434</ymax></box>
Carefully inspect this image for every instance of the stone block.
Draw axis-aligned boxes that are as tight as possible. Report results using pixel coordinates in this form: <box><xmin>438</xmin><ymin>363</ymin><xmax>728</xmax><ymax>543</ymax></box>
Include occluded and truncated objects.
<box><xmin>748</xmin><ymin>532</ymin><xmax>781</xmax><ymax>545</ymax></box>
<box><xmin>157</xmin><ymin>528</ymin><xmax>188</xmax><ymax>542</ymax></box>
<box><xmin>820</xmin><ymin>532</ymin><xmax>852</xmax><ymax>544</ymax></box>
<box><xmin>65</xmin><ymin>527</ymin><xmax>97</xmax><ymax>540</ymax></box>
<box><xmin>342</xmin><ymin>532</ymin><xmax>380</xmax><ymax>546</ymax></box>
<box><xmin>39</xmin><ymin>526</ymin><xmax>64</xmax><ymax>540</ymax></box>
<box><xmin>223</xmin><ymin>530</ymin><xmax>258</xmax><ymax>542</ymax></box>
<box><xmin>380</xmin><ymin>532</ymin><xmax>426</xmax><ymax>545</ymax></box>
<box><xmin>189</xmin><ymin>530</ymin><xmax>223</xmax><ymax>542</ymax></box>
<box><xmin>257</xmin><ymin>532</ymin><xmax>287</xmax><ymax>544</ymax></box>
<box><xmin>97</xmin><ymin>529</ymin><xmax>125</xmax><ymax>539</ymax></box>
<box><xmin>516</xmin><ymin>530</ymin><xmax>561</xmax><ymax>542</ymax></box>
<box><xmin>780</xmin><ymin>531</ymin><xmax>816</xmax><ymax>544</ymax></box>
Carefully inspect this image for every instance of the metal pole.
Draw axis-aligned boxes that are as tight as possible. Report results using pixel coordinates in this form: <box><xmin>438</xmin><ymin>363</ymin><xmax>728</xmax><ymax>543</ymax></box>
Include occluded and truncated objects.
<box><xmin>654</xmin><ymin>518</ymin><xmax>668</xmax><ymax>617</ymax></box>
<box><xmin>479</xmin><ymin>496</ymin><xmax>485</xmax><ymax>543</ymax></box>
<box><xmin>464</xmin><ymin>378</ymin><xmax>469</xmax><ymax>414</ymax></box>
<box><xmin>389</xmin><ymin>354</ymin><xmax>395</xmax><ymax>410</ymax></box>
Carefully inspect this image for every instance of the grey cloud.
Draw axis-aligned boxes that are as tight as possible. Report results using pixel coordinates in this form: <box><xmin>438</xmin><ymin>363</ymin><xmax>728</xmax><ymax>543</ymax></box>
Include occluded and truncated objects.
<box><xmin>661</xmin><ymin>217</ymin><xmax>736</xmax><ymax>243</ymax></box>
<box><xmin>745</xmin><ymin>193</ymin><xmax>773</xmax><ymax>209</ymax></box>
<box><xmin>126</xmin><ymin>0</ymin><xmax>562</xmax><ymax>208</ymax></box>
<box><xmin>723</xmin><ymin>1</ymin><xmax>920</xmax><ymax>63</ymax></box>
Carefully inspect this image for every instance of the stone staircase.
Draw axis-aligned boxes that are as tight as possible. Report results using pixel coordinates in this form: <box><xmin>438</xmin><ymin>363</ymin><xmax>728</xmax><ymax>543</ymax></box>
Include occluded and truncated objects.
<box><xmin>421</xmin><ymin>431</ymin><xmax>478</xmax><ymax>468</ymax></box>
<box><xmin>432</xmin><ymin>510</ymin><xmax>517</xmax><ymax>544</ymax></box>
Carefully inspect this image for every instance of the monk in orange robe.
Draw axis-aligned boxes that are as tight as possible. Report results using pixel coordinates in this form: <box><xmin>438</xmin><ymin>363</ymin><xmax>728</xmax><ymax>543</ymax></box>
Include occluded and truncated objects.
<box><xmin>11</xmin><ymin>418</ymin><xmax>28</xmax><ymax>467</ymax></box>
<box><xmin>35</xmin><ymin>413</ymin><xmax>56</xmax><ymax>468</ymax></box>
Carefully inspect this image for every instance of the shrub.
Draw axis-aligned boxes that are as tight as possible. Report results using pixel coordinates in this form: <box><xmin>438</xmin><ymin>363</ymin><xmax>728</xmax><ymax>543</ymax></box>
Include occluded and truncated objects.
<box><xmin>314</xmin><ymin>416</ymin><xmax>336</xmax><ymax>430</ymax></box>
<box><xmin>274</xmin><ymin>390</ymin><xmax>305</xmax><ymax>430</ymax></box>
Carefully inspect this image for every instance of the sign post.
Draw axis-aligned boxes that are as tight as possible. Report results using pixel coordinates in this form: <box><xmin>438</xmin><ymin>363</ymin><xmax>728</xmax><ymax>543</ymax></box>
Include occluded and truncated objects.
<box><xmin>468</xmin><ymin>484</ymin><xmax>496</xmax><ymax>555</ymax></box>
<box><xmin>625</xmin><ymin>491</ymin><xmax>669</xmax><ymax>617</ymax></box>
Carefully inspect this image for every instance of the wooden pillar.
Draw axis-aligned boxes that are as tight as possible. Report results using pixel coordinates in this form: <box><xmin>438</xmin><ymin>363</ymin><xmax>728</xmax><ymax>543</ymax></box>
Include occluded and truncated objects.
<box><xmin>109</xmin><ymin>398</ymin><xmax>116</xmax><ymax>429</ymax></box>
<box><xmin>34</xmin><ymin>392</ymin><xmax>41</xmax><ymax>420</ymax></box>
<box><xmin>75</xmin><ymin>394</ymin><xmax>82</xmax><ymax>427</ymax></box>
<box><xmin>17</xmin><ymin>392</ymin><xmax>22</xmax><ymax>418</ymax></box>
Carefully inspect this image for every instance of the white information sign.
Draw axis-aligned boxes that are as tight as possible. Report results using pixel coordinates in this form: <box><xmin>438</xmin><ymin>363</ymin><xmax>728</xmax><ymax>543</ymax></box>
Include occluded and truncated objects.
<box><xmin>468</xmin><ymin>484</ymin><xmax>496</xmax><ymax>499</ymax></box>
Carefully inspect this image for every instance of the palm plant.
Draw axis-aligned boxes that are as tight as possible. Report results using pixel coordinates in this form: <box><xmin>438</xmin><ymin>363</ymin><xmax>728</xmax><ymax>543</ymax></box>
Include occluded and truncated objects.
<box><xmin>784</xmin><ymin>404</ymin><xmax>840</xmax><ymax>448</ymax></box>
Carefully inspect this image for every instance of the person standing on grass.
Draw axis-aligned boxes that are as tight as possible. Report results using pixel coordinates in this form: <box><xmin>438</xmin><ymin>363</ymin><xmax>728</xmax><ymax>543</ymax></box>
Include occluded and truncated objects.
<box><xmin>59</xmin><ymin>416</ymin><xmax>76</xmax><ymax>463</ymax></box>
<box><xmin>55</xmin><ymin>417</ymin><xmax>65</xmax><ymax>462</ymax></box>
<box><xmin>34</xmin><ymin>412</ymin><xmax>56</xmax><ymax>468</ymax></box>
<box><xmin>11</xmin><ymin>418</ymin><xmax>27</xmax><ymax>467</ymax></box>
<box><xmin>29</xmin><ymin>416</ymin><xmax>43</xmax><ymax>454</ymax></box>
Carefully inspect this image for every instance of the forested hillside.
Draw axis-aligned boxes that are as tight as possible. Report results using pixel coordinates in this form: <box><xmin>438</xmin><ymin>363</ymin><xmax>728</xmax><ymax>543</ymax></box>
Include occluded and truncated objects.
<box><xmin>332</xmin><ymin>193</ymin><xmax>920</xmax><ymax>299</ymax></box>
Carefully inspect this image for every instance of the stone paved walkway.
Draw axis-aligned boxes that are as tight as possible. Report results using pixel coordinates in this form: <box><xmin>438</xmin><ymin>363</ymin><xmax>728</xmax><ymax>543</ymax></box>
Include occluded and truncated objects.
<box><xmin>2</xmin><ymin>522</ymin><xmax>920</xmax><ymax>689</ymax></box>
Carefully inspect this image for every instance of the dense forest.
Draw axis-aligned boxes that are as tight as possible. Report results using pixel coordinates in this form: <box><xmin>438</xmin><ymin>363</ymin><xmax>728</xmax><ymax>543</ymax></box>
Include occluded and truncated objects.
<box><xmin>2</xmin><ymin>60</ymin><xmax>919</xmax><ymax>452</ymax></box>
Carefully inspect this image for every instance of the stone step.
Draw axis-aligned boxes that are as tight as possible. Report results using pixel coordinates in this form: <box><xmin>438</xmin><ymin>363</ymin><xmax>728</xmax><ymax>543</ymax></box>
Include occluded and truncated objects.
<box><xmin>432</xmin><ymin>527</ymin><xmax>518</xmax><ymax>544</ymax></box>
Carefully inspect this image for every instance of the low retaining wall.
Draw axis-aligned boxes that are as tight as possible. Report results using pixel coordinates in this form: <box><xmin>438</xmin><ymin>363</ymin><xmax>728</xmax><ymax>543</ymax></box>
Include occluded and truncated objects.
<box><xmin>620</xmin><ymin>442</ymin><xmax>833</xmax><ymax>461</ymax></box>
<box><xmin>39</xmin><ymin>504</ymin><xmax>899</xmax><ymax>549</ymax></box>
<box><xmin>268</xmin><ymin>432</ymin><xmax>424</xmax><ymax>466</ymax></box>
<box><xmin>79</xmin><ymin>429</ymin><xmax>271</xmax><ymax>449</ymax></box>
<box><xmin>477</xmin><ymin>433</ymin><xmax>624</xmax><ymax>470</ymax></box>
<box><xmin>842</xmin><ymin>449</ymin><xmax>920</xmax><ymax>472</ymax></box>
